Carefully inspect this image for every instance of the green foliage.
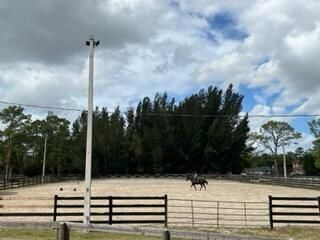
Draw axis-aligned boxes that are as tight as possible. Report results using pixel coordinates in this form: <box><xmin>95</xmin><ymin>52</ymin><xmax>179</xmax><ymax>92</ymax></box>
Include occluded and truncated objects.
<box><xmin>301</xmin><ymin>150</ymin><xmax>319</xmax><ymax>175</ymax></box>
<box><xmin>0</xmin><ymin>106</ymin><xmax>31</xmax><ymax>179</ymax></box>
<box><xmin>0</xmin><ymin>228</ymin><xmax>176</xmax><ymax>240</ymax></box>
<box><xmin>308</xmin><ymin>119</ymin><xmax>320</xmax><ymax>171</ymax></box>
<box><xmin>0</xmin><ymin>84</ymin><xmax>250</xmax><ymax>176</ymax></box>
<box><xmin>251</xmin><ymin>121</ymin><xmax>302</xmax><ymax>155</ymax></box>
<box><xmin>310</xmin><ymin>139</ymin><xmax>320</xmax><ymax>169</ymax></box>
<box><xmin>250</xmin><ymin>120</ymin><xmax>302</xmax><ymax>176</ymax></box>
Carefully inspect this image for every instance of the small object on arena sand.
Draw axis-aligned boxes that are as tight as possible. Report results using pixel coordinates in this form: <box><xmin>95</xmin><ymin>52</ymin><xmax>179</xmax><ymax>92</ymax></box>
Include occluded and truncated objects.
<box><xmin>59</xmin><ymin>188</ymin><xmax>63</xmax><ymax>191</ymax></box>
<box><xmin>73</xmin><ymin>188</ymin><xmax>77</xmax><ymax>191</ymax></box>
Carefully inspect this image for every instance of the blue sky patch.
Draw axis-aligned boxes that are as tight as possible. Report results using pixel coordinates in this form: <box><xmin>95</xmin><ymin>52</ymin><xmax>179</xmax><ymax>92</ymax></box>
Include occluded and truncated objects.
<box><xmin>202</xmin><ymin>31</ymin><xmax>218</xmax><ymax>43</ymax></box>
<box><xmin>254</xmin><ymin>57</ymin><xmax>270</xmax><ymax>70</ymax></box>
<box><xmin>206</xmin><ymin>11</ymin><xmax>248</xmax><ymax>41</ymax></box>
<box><xmin>168</xmin><ymin>0</ymin><xmax>180</xmax><ymax>9</ymax></box>
<box><xmin>239</xmin><ymin>85</ymin><xmax>310</xmax><ymax>134</ymax></box>
<box><xmin>239</xmin><ymin>85</ymin><xmax>257</xmax><ymax>113</ymax></box>
<box><xmin>291</xmin><ymin>117</ymin><xmax>312</xmax><ymax>134</ymax></box>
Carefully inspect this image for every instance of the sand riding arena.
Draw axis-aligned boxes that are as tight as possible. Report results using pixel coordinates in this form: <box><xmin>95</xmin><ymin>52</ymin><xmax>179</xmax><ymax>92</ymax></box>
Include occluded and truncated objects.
<box><xmin>1</xmin><ymin>178</ymin><xmax>319</xmax><ymax>228</ymax></box>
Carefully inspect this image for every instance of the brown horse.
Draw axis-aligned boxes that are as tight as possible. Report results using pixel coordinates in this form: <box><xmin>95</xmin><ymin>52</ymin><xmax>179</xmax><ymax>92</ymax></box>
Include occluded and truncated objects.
<box><xmin>186</xmin><ymin>175</ymin><xmax>208</xmax><ymax>190</ymax></box>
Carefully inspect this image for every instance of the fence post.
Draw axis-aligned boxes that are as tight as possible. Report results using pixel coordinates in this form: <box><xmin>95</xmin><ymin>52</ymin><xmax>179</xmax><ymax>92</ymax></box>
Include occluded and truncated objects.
<box><xmin>57</xmin><ymin>222</ymin><xmax>69</xmax><ymax>240</ymax></box>
<box><xmin>268</xmin><ymin>195</ymin><xmax>273</xmax><ymax>229</ymax></box>
<box><xmin>317</xmin><ymin>196</ymin><xmax>320</xmax><ymax>216</ymax></box>
<box><xmin>53</xmin><ymin>194</ymin><xmax>58</xmax><ymax>221</ymax></box>
<box><xmin>216</xmin><ymin>201</ymin><xmax>220</xmax><ymax>228</ymax></box>
<box><xmin>164</xmin><ymin>194</ymin><xmax>168</xmax><ymax>227</ymax></box>
<box><xmin>162</xmin><ymin>229</ymin><xmax>171</xmax><ymax>240</ymax></box>
<box><xmin>244</xmin><ymin>202</ymin><xmax>247</xmax><ymax>226</ymax></box>
<box><xmin>108</xmin><ymin>196</ymin><xmax>113</xmax><ymax>225</ymax></box>
<box><xmin>191</xmin><ymin>200</ymin><xmax>194</xmax><ymax>228</ymax></box>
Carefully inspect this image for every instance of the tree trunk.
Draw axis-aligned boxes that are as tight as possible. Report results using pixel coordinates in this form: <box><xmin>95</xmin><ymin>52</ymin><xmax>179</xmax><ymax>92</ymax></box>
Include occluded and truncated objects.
<box><xmin>274</xmin><ymin>159</ymin><xmax>279</xmax><ymax>176</ymax></box>
<box><xmin>274</xmin><ymin>148</ymin><xmax>279</xmax><ymax>176</ymax></box>
<box><xmin>5</xmin><ymin>163</ymin><xmax>9</xmax><ymax>180</ymax></box>
<box><xmin>5</xmin><ymin>137</ymin><xmax>12</xmax><ymax>180</ymax></box>
<box><xmin>8</xmin><ymin>165</ymin><xmax>13</xmax><ymax>180</ymax></box>
<box><xmin>57</xmin><ymin>163</ymin><xmax>61</xmax><ymax>177</ymax></box>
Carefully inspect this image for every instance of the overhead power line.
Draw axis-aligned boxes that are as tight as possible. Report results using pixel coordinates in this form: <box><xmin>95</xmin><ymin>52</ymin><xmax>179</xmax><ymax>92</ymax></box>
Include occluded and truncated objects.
<box><xmin>0</xmin><ymin>100</ymin><xmax>83</xmax><ymax>112</ymax></box>
<box><xmin>142</xmin><ymin>113</ymin><xmax>320</xmax><ymax>118</ymax></box>
<box><xmin>1</xmin><ymin>100</ymin><xmax>320</xmax><ymax>118</ymax></box>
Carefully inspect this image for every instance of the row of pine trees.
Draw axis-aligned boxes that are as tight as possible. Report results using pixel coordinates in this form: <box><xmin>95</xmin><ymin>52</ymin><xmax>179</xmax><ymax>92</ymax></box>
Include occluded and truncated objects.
<box><xmin>0</xmin><ymin>85</ymin><xmax>250</xmax><ymax>178</ymax></box>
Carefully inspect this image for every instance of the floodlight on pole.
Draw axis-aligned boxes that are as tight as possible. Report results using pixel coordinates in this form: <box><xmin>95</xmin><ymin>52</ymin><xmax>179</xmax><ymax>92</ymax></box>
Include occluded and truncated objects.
<box><xmin>84</xmin><ymin>35</ymin><xmax>99</xmax><ymax>225</ymax></box>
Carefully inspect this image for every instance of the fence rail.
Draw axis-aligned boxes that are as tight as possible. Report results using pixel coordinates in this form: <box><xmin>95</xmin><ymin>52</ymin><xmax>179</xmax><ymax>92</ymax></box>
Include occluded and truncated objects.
<box><xmin>1</xmin><ymin>174</ymin><xmax>320</xmax><ymax>191</ymax></box>
<box><xmin>206</xmin><ymin>175</ymin><xmax>320</xmax><ymax>190</ymax></box>
<box><xmin>0</xmin><ymin>175</ymin><xmax>81</xmax><ymax>190</ymax></box>
<box><xmin>0</xmin><ymin>195</ymin><xmax>168</xmax><ymax>226</ymax></box>
<box><xmin>97</xmin><ymin>174</ymin><xmax>320</xmax><ymax>190</ymax></box>
<box><xmin>268</xmin><ymin>195</ymin><xmax>320</xmax><ymax>229</ymax></box>
<box><xmin>53</xmin><ymin>195</ymin><xmax>168</xmax><ymax>226</ymax></box>
<box><xmin>168</xmin><ymin>198</ymin><xmax>269</xmax><ymax>228</ymax></box>
<box><xmin>3</xmin><ymin>194</ymin><xmax>320</xmax><ymax>229</ymax></box>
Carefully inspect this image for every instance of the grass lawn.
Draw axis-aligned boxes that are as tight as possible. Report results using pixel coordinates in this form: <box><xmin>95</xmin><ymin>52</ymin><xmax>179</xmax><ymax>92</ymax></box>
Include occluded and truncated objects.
<box><xmin>238</xmin><ymin>226</ymin><xmax>320</xmax><ymax>240</ymax></box>
<box><xmin>215</xmin><ymin>226</ymin><xmax>320</xmax><ymax>240</ymax></box>
<box><xmin>0</xmin><ymin>227</ymin><xmax>320</xmax><ymax>239</ymax></box>
<box><xmin>0</xmin><ymin>228</ymin><xmax>181</xmax><ymax>240</ymax></box>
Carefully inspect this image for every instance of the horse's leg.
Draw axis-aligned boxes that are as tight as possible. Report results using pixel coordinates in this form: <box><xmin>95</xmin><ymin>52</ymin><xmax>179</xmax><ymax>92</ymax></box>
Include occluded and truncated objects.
<box><xmin>194</xmin><ymin>184</ymin><xmax>197</xmax><ymax>191</ymax></box>
<box><xmin>200</xmin><ymin>184</ymin><xmax>203</xmax><ymax>190</ymax></box>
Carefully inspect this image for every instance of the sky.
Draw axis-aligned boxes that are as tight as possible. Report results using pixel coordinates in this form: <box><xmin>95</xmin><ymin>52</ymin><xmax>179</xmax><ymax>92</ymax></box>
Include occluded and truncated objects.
<box><xmin>0</xmin><ymin>0</ymin><xmax>320</xmax><ymax>152</ymax></box>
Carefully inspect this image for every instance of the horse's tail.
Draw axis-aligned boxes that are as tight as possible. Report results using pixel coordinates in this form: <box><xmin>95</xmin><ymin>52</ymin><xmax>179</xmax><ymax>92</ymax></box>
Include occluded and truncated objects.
<box><xmin>205</xmin><ymin>180</ymin><xmax>208</xmax><ymax>185</ymax></box>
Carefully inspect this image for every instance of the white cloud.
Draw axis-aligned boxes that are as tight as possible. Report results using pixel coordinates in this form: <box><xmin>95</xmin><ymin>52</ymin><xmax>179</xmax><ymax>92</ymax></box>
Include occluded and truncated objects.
<box><xmin>177</xmin><ymin>0</ymin><xmax>255</xmax><ymax>17</ymax></box>
<box><xmin>248</xmin><ymin>104</ymin><xmax>272</xmax><ymax>132</ymax></box>
<box><xmin>0</xmin><ymin>63</ymin><xmax>85</xmax><ymax>107</ymax></box>
<box><xmin>293</xmin><ymin>132</ymin><xmax>315</xmax><ymax>152</ymax></box>
<box><xmin>193</xmin><ymin>1</ymin><xmax>320</xmax><ymax>142</ymax></box>
<box><xmin>1</xmin><ymin>0</ymin><xmax>320</xmax><ymax>150</ymax></box>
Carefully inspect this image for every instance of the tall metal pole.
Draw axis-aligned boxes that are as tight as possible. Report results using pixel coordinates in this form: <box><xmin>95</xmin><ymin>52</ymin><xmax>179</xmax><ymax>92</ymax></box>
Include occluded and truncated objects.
<box><xmin>41</xmin><ymin>134</ymin><xmax>47</xmax><ymax>183</ymax></box>
<box><xmin>282</xmin><ymin>144</ymin><xmax>287</xmax><ymax>178</ymax></box>
<box><xmin>84</xmin><ymin>36</ymin><xmax>99</xmax><ymax>224</ymax></box>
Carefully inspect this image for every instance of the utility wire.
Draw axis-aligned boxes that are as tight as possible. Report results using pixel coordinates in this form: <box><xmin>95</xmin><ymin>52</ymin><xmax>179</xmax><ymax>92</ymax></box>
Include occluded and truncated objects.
<box><xmin>141</xmin><ymin>113</ymin><xmax>320</xmax><ymax>118</ymax></box>
<box><xmin>0</xmin><ymin>100</ymin><xmax>83</xmax><ymax>112</ymax></box>
<box><xmin>1</xmin><ymin>100</ymin><xmax>320</xmax><ymax>118</ymax></box>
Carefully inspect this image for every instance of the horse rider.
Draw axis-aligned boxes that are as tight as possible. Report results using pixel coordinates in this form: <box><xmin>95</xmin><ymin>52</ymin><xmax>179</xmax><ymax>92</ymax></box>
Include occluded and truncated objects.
<box><xmin>194</xmin><ymin>172</ymin><xmax>198</xmax><ymax>183</ymax></box>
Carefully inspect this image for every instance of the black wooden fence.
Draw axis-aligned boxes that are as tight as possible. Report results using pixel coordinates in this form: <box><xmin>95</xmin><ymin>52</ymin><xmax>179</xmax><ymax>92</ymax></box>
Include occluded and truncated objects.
<box><xmin>98</xmin><ymin>174</ymin><xmax>320</xmax><ymax>190</ymax></box>
<box><xmin>0</xmin><ymin>175</ymin><xmax>81</xmax><ymax>190</ymax></box>
<box><xmin>53</xmin><ymin>195</ymin><xmax>168</xmax><ymax>226</ymax></box>
<box><xmin>268</xmin><ymin>195</ymin><xmax>320</xmax><ymax>229</ymax></box>
<box><xmin>210</xmin><ymin>175</ymin><xmax>320</xmax><ymax>190</ymax></box>
<box><xmin>3</xmin><ymin>194</ymin><xmax>320</xmax><ymax>229</ymax></box>
<box><xmin>2</xmin><ymin>174</ymin><xmax>320</xmax><ymax>191</ymax></box>
<box><xmin>0</xmin><ymin>195</ymin><xmax>168</xmax><ymax>226</ymax></box>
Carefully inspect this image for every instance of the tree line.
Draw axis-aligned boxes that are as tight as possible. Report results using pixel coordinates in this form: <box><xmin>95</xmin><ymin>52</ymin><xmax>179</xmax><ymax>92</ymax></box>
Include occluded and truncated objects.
<box><xmin>1</xmin><ymin>84</ymin><xmax>320</xmax><ymax>179</ymax></box>
<box><xmin>0</xmin><ymin>85</ymin><xmax>251</xmax><ymax>178</ymax></box>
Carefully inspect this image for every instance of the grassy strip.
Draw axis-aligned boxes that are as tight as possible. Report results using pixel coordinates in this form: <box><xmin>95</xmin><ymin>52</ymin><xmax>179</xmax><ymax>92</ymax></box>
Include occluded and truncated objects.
<box><xmin>0</xmin><ymin>228</ymin><xmax>181</xmax><ymax>240</ymax></box>
<box><xmin>71</xmin><ymin>231</ymin><xmax>170</xmax><ymax>240</ymax></box>
<box><xmin>0</xmin><ymin>228</ymin><xmax>55</xmax><ymax>240</ymax></box>
<box><xmin>231</xmin><ymin>226</ymin><xmax>320</xmax><ymax>240</ymax></box>
<box><xmin>195</xmin><ymin>226</ymin><xmax>320</xmax><ymax>240</ymax></box>
<box><xmin>1</xmin><ymin>226</ymin><xmax>320</xmax><ymax>240</ymax></box>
